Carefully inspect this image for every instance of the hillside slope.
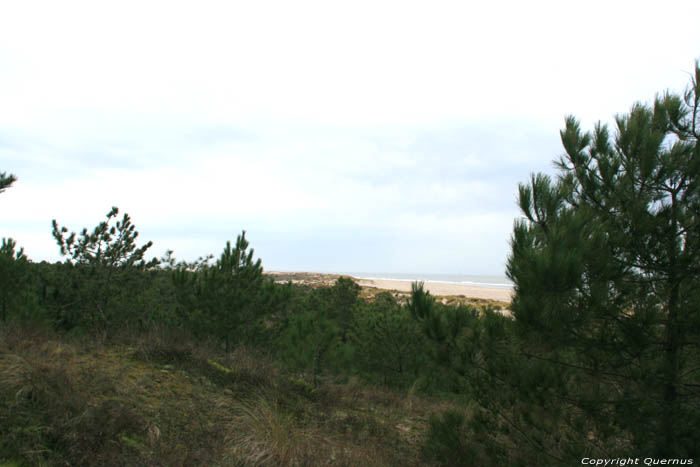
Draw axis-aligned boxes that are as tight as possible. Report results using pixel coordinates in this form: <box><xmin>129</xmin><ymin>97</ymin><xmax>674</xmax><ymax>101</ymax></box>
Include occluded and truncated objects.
<box><xmin>0</xmin><ymin>323</ymin><xmax>453</xmax><ymax>466</ymax></box>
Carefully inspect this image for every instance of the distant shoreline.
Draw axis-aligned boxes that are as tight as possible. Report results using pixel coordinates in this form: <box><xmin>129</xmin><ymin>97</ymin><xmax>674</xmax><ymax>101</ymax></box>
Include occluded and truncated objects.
<box><xmin>265</xmin><ymin>271</ymin><xmax>514</xmax><ymax>303</ymax></box>
<box><xmin>353</xmin><ymin>277</ymin><xmax>513</xmax><ymax>302</ymax></box>
<box><xmin>351</xmin><ymin>274</ymin><xmax>513</xmax><ymax>290</ymax></box>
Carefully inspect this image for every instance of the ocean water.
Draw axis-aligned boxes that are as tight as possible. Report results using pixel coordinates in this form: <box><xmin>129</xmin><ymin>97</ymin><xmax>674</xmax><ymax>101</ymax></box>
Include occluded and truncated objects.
<box><xmin>348</xmin><ymin>272</ymin><xmax>514</xmax><ymax>290</ymax></box>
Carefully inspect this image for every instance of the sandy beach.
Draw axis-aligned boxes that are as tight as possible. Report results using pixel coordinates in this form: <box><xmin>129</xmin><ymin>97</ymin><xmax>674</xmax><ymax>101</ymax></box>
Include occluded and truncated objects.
<box><xmin>266</xmin><ymin>271</ymin><xmax>513</xmax><ymax>303</ymax></box>
<box><xmin>354</xmin><ymin>278</ymin><xmax>513</xmax><ymax>302</ymax></box>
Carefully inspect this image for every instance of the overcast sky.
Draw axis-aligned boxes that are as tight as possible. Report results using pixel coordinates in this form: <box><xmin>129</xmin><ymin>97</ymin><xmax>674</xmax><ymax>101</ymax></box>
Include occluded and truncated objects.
<box><xmin>1</xmin><ymin>1</ymin><xmax>699</xmax><ymax>275</ymax></box>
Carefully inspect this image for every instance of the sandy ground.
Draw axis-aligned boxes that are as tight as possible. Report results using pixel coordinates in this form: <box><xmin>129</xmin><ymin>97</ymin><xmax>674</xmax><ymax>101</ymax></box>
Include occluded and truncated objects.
<box><xmin>354</xmin><ymin>278</ymin><xmax>513</xmax><ymax>302</ymax></box>
<box><xmin>266</xmin><ymin>271</ymin><xmax>513</xmax><ymax>302</ymax></box>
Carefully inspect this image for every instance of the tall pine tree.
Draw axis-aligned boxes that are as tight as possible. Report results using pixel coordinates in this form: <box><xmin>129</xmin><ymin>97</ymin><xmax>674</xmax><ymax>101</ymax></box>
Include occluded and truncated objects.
<box><xmin>508</xmin><ymin>61</ymin><xmax>700</xmax><ymax>457</ymax></box>
<box><xmin>198</xmin><ymin>231</ymin><xmax>265</xmax><ymax>351</ymax></box>
<box><xmin>410</xmin><ymin>62</ymin><xmax>700</xmax><ymax>464</ymax></box>
<box><xmin>0</xmin><ymin>172</ymin><xmax>37</xmax><ymax>322</ymax></box>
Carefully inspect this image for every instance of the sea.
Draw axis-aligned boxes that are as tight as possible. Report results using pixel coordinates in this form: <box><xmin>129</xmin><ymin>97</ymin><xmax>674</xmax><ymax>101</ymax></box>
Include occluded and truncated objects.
<box><xmin>346</xmin><ymin>272</ymin><xmax>514</xmax><ymax>290</ymax></box>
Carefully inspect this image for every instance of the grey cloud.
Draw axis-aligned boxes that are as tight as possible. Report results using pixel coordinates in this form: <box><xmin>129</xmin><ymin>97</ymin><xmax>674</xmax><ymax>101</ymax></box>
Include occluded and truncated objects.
<box><xmin>322</xmin><ymin>120</ymin><xmax>563</xmax><ymax>215</ymax></box>
<box><xmin>368</xmin><ymin>120</ymin><xmax>561</xmax><ymax>179</ymax></box>
<box><xmin>1</xmin><ymin>116</ymin><xmax>257</xmax><ymax>176</ymax></box>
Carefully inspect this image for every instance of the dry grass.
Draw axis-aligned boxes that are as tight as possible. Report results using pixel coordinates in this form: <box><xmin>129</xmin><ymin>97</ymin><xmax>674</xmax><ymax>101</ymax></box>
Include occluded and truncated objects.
<box><xmin>0</xmin><ymin>322</ymin><xmax>460</xmax><ymax>466</ymax></box>
<box><xmin>225</xmin><ymin>396</ymin><xmax>322</xmax><ymax>466</ymax></box>
<box><xmin>0</xmin><ymin>326</ymin><xmax>146</xmax><ymax>466</ymax></box>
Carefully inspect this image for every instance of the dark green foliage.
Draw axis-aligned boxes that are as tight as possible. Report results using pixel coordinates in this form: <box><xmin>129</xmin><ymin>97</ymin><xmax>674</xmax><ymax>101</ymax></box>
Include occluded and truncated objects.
<box><xmin>166</xmin><ymin>231</ymin><xmax>274</xmax><ymax>350</ymax></box>
<box><xmin>0</xmin><ymin>172</ymin><xmax>42</xmax><ymax>322</ymax></box>
<box><xmin>274</xmin><ymin>283</ymin><xmax>344</xmax><ymax>385</ymax></box>
<box><xmin>273</xmin><ymin>278</ymin><xmax>375</xmax><ymax>385</ymax></box>
<box><xmin>0</xmin><ymin>238</ymin><xmax>42</xmax><ymax>322</ymax></box>
<box><xmin>283</xmin><ymin>305</ymin><xmax>339</xmax><ymax>386</ymax></box>
<box><xmin>409</xmin><ymin>282</ymin><xmax>479</xmax><ymax>373</ymax></box>
<box><xmin>323</xmin><ymin>276</ymin><xmax>360</xmax><ymax>342</ymax></box>
<box><xmin>408</xmin><ymin>62</ymin><xmax>700</xmax><ymax>463</ymax></box>
<box><xmin>164</xmin><ymin>250</ymin><xmax>213</xmax><ymax>335</ymax></box>
<box><xmin>273</xmin><ymin>279</ymin><xmax>471</xmax><ymax>391</ymax></box>
<box><xmin>50</xmin><ymin>207</ymin><xmax>159</xmax><ymax>334</ymax></box>
<box><xmin>0</xmin><ymin>171</ymin><xmax>17</xmax><ymax>194</ymax></box>
<box><xmin>328</xmin><ymin>276</ymin><xmax>361</xmax><ymax>314</ymax></box>
<box><xmin>52</xmin><ymin>206</ymin><xmax>157</xmax><ymax>269</ymax></box>
<box><xmin>507</xmin><ymin>62</ymin><xmax>700</xmax><ymax>458</ymax></box>
<box><xmin>352</xmin><ymin>292</ymin><xmax>425</xmax><ymax>386</ymax></box>
<box><xmin>409</xmin><ymin>282</ymin><xmax>596</xmax><ymax>465</ymax></box>
<box><xmin>0</xmin><ymin>238</ymin><xmax>27</xmax><ymax>321</ymax></box>
<box><xmin>200</xmin><ymin>231</ymin><xmax>265</xmax><ymax>351</ymax></box>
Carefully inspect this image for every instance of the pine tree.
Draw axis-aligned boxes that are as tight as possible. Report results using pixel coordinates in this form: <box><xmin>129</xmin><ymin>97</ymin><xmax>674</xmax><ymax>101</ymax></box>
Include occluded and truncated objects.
<box><xmin>409</xmin><ymin>62</ymin><xmax>700</xmax><ymax>464</ymax></box>
<box><xmin>51</xmin><ymin>207</ymin><xmax>159</xmax><ymax>333</ymax></box>
<box><xmin>0</xmin><ymin>173</ymin><xmax>40</xmax><ymax>322</ymax></box>
<box><xmin>352</xmin><ymin>292</ymin><xmax>425</xmax><ymax>386</ymax></box>
<box><xmin>0</xmin><ymin>238</ymin><xmax>31</xmax><ymax>321</ymax></box>
<box><xmin>327</xmin><ymin>276</ymin><xmax>360</xmax><ymax>342</ymax></box>
<box><xmin>198</xmin><ymin>231</ymin><xmax>264</xmax><ymax>351</ymax></box>
<box><xmin>52</xmin><ymin>207</ymin><xmax>157</xmax><ymax>269</ymax></box>
<box><xmin>507</xmin><ymin>61</ymin><xmax>700</xmax><ymax>457</ymax></box>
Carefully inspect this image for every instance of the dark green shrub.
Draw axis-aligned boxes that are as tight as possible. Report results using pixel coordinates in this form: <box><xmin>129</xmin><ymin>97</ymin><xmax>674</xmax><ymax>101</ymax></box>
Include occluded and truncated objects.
<box><xmin>0</xmin><ymin>238</ymin><xmax>43</xmax><ymax>323</ymax></box>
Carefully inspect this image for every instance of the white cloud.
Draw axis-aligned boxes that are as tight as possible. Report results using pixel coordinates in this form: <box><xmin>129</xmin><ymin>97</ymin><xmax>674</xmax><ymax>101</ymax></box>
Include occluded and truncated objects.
<box><xmin>2</xmin><ymin>0</ymin><xmax>699</xmax><ymax>273</ymax></box>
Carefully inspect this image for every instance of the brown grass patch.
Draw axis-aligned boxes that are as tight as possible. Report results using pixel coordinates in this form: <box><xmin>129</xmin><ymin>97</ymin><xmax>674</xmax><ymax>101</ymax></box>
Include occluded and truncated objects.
<box><xmin>0</xmin><ymin>322</ymin><xmax>468</xmax><ymax>466</ymax></box>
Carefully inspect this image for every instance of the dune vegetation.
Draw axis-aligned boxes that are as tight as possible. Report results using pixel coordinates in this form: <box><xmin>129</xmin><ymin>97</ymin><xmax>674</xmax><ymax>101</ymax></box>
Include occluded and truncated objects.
<box><xmin>1</xmin><ymin>63</ymin><xmax>699</xmax><ymax>465</ymax></box>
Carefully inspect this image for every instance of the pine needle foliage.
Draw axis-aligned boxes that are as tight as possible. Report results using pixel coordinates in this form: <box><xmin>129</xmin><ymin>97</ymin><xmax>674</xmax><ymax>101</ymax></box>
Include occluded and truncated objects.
<box><xmin>173</xmin><ymin>231</ymin><xmax>267</xmax><ymax>351</ymax></box>
<box><xmin>52</xmin><ymin>206</ymin><xmax>157</xmax><ymax>269</ymax></box>
<box><xmin>50</xmin><ymin>207</ymin><xmax>159</xmax><ymax>333</ymax></box>
<box><xmin>0</xmin><ymin>238</ymin><xmax>35</xmax><ymax>322</ymax></box>
<box><xmin>0</xmin><ymin>174</ymin><xmax>41</xmax><ymax>322</ymax></box>
<box><xmin>410</xmin><ymin>61</ymin><xmax>700</xmax><ymax>464</ymax></box>
<box><xmin>507</xmin><ymin>61</ymin><xmax>700</xmax><ymax>458</ymax></box>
